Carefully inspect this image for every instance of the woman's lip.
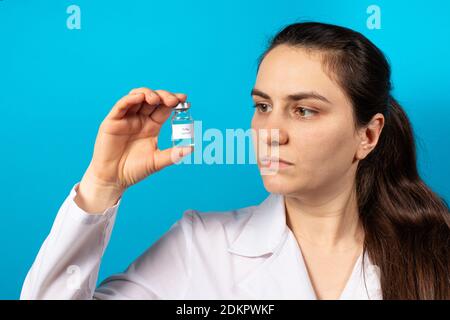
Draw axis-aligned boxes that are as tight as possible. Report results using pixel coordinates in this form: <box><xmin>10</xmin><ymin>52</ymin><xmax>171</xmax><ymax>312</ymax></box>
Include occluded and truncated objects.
<box><xmin>259</xmin><ymin>158</ymin><xmax>294</xmax><ymax>168</ymax></box>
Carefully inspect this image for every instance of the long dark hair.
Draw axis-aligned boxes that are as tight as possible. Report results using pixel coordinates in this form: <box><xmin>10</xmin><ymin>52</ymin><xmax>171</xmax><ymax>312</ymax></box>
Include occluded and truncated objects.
<box><xmin>257</xmin><ymin>22</ymin><xmax>450</xmax><ymax>299</ymax></box>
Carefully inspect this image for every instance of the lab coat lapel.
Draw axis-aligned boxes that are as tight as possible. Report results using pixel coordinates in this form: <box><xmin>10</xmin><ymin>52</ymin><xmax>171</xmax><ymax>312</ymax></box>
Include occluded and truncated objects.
<box><xmin>227</xmin><ymin>193</ymin><xmax>317</xmax><ymax>299</ymax></box>
<box><xmin>338</xmin><ymin>253</ymin><xmax>383</xmax><ymax>300</ymax></box>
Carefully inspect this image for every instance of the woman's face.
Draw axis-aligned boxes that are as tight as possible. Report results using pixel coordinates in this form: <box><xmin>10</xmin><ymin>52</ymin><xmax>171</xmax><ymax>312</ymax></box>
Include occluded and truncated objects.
<box><xmin>251</xmin><ymin>44</ymin><xmax>366</xmax><ymax>197</ymax></box>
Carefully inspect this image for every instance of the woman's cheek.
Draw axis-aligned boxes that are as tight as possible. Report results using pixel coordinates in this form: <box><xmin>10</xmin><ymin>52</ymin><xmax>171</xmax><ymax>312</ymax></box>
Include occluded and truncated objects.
<box><xmin>292</xmin><ymin>128</ymin><xmax>324</xmax><ymax>156</ymax></box>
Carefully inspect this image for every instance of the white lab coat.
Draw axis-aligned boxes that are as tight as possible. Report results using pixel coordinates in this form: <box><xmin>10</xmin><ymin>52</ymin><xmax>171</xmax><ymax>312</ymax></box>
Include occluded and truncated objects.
<box><xmin>20</xmin><ymin>182</ymin><xmax>383</xmax><ymax>300</ymax></box>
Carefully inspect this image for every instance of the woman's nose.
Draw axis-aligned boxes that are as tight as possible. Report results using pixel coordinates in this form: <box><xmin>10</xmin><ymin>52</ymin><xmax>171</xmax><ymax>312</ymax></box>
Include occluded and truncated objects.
<box><xmin>261</xmin><ymin>115</ymin><xmax>289</xmax><ymax>146</ymax></box>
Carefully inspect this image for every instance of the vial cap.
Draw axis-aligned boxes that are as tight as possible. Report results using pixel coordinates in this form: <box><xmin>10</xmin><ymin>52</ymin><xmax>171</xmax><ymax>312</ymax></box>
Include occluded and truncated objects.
<box><xmin>174</xmin><ymin>101</ymin><xmax>191</xmax><ymax>110</ymax></box>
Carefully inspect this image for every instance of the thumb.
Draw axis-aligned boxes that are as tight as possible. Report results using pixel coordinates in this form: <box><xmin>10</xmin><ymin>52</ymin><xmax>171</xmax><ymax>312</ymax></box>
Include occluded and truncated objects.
<box><xmin>154</xmin><ymin>146</ymin><xmax>194</xmax><ymax>171</ymax></box>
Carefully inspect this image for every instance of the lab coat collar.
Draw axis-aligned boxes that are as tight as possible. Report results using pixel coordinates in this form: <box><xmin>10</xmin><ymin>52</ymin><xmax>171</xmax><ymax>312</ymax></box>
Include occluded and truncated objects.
<box><xmin>227</xmin><ymin>192</ymin><xmax>319</xmax><ymax>299</ymax></box>
<box><xmin>227</xmin><ymin>192</ymin><xmax>287</xmax><ymax>257</ymax></box>
<box><xmin>226</xmin><ymin>192</ymin><xmax>383</xmax><ymax>299</ymax></box>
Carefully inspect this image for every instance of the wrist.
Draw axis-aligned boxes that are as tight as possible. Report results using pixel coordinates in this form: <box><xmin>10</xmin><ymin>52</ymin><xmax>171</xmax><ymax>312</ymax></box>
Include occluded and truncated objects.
<box><xmin>74</xmin><ymin>170</ymin><xmax>125</xmax><ymax>214</ymax></box>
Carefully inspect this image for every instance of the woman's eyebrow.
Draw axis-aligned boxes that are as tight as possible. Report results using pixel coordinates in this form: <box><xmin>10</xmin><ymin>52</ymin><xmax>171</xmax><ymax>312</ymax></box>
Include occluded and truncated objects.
<box><xmin>250</xmin><ymin>88</ymin><xmax>331</xmax><ymax>104</ymax></box>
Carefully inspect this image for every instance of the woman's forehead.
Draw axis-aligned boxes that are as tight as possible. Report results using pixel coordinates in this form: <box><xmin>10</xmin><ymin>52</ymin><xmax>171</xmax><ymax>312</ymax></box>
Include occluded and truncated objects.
<box><xmin>255</xmin><ymin>46</ymin><xmax>348</xmax><ymax>106</ymax></box>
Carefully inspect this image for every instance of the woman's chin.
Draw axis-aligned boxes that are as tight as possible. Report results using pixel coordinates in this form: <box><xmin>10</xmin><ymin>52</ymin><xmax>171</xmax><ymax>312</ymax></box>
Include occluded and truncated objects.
<box><xmin>261</xmin><ymin>175</ymin><xmax>295</xmax><ymax>194</ymax></box>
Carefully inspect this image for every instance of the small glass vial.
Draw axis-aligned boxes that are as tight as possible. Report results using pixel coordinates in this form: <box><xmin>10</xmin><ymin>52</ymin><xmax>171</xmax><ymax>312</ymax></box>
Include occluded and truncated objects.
<box><xmin>171</xmin><ymin>101</ymin><xmax>194</xmax><ymax>147</ymax></box>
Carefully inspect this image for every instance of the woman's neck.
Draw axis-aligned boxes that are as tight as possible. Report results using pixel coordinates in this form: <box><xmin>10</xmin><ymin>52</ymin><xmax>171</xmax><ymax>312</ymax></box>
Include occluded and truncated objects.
<box><xmin>284</xmin><ymin>183</ymin><xmax>364</xmax><ymax>253</ymax></box>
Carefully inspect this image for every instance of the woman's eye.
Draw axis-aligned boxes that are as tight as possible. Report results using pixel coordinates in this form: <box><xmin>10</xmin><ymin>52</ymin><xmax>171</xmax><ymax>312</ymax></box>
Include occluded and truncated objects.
<box><xmin>294</xmin><ymin>107</ymin><xmax>317</xmax><ymax>118</ymax></box>
<box><xmin>253</xmin><ymin>103</ymin><xmax>272</xmax><ymax>113</ymax></box>
<box><xmin>252</xmin><ymin>103</ymin><xmax>317</xmax><ymax>118</ymax></box>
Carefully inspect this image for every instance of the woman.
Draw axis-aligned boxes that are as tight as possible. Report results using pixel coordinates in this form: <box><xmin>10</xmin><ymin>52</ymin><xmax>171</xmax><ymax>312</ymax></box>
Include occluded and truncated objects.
<box><xmin>21</xmin><ymin>22</ymin><xmax>449</xmax><ymax>300</ymax></box>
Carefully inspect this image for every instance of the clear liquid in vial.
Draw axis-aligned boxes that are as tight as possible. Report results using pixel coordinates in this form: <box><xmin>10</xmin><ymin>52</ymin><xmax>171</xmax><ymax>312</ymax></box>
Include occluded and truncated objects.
<box><xmin>171</xmin><ymin>102</ymin><xmax>194</xmax><ymax>147</ymax></box>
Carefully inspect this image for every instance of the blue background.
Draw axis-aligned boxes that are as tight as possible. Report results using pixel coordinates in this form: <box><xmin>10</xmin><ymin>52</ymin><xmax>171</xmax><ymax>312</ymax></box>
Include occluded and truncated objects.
<box><xmin>1</xmin><ymin>0</ymin><xmax>449</xmax><ymax>299</ymax></box>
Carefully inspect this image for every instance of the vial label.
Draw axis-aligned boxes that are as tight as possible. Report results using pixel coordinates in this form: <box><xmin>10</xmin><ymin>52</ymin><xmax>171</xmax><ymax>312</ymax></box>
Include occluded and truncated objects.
<box><xmin>172</xmin><ymin>123</ymin><xmax>194</xmax><ymax>140</ymax></box>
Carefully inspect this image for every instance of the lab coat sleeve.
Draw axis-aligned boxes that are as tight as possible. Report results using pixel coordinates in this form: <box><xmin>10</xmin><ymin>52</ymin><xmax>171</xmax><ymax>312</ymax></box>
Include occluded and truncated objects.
<box><xmin>20</xmin><ymin>181</ymin><xmax>121</xmax><ymax>299</ymax></box>
<box><xmin>20</xmin><ymin>182</ymin><xmax>194</xmax><ymax>300</ymax></box>
<box><xmin>93</xmin><ymin>210</ymin><xmax>193</xmax><ymax>300</ymax></box>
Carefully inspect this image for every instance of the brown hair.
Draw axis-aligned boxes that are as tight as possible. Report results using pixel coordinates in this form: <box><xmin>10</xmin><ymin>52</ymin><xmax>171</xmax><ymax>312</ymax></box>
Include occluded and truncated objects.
<box><xmin>258</xmin><ymin>21</ymin><xmax>450</xmax><ymax>299</ymax></box>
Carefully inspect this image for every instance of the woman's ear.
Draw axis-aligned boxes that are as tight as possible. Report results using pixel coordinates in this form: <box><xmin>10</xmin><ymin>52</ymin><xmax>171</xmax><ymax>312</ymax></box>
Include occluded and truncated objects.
<box><xmin>356</xmin><ymin>113</ymin><xmax>385</xmax><ymax>160</ymax></box>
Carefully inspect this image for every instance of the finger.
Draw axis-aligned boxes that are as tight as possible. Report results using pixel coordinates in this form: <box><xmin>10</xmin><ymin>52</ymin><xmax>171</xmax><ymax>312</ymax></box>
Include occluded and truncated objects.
<box><xmin>128</xmin><ymin>88</ymin><xmax>162</xmax><ymax>115</ymax></box>
<box><xmin>153</xmin><ymin>146</ymin><xmax>194</xmax><ymax>171</ymax></box>
<box><xmin>139</xmin><ymin>103</ymin><xmax>157</xmax><ymax>117</ymax></box>
<box><xmin>107</xmin><ymin>93</ymin><xmax>146</xmax><ymax>120</ymax></box>
<box><xmin>154</xmin><ymin>89</ymin><xmax>181</xmax><ymax>107</ymax></box>
<box><xmin>149</xmin><ymin>90</ymin><xmax>183</xmax><ymax>125</ymax></box>
<box><xmin>129</xmin><ymin>87</ymin><xmax>161</xmax><ymax>106</ymax></box>
<box><xmin>127</xmin><ymin>101</ymin><xmax>143</xmax><ymax>115</ymax></box>
<box><xmin>141</xmin><ymin>91</ymin><xmax>187</xmax><ymax>119</ymax></box>
<box><xmin>174</xmin><ymin>93</ymin><xmax>187</xmax><ymax>102</ymax></box>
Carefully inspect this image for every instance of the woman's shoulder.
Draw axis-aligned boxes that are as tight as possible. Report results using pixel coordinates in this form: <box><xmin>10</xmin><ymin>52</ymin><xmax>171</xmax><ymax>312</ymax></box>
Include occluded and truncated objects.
<box><xmin>175</xmin><ymin>193</ymin><xmax>283</xmax><ymax>247</ymax></box>
<box><xmin>178</xmin><ymin>202</ymin><xmax>258</xmax><ymax>236</ymax></box>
